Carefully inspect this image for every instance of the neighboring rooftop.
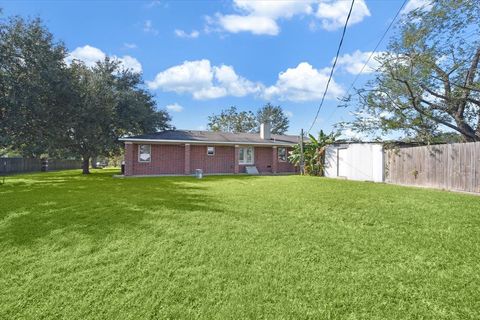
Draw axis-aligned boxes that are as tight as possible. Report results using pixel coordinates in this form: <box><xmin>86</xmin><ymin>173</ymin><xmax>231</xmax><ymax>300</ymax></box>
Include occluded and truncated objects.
<box><xmin>120</xmin><ymin>130</ymin><xmax>299</xmax><ymax>146</ymax></box>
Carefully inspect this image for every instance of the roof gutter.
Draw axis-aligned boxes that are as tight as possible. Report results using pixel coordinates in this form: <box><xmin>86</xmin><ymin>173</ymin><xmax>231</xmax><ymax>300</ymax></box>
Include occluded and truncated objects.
<box><xmin>118</xmin><ymin>138</ymin><xmax>297</xmax><ymax>147</ymax></box>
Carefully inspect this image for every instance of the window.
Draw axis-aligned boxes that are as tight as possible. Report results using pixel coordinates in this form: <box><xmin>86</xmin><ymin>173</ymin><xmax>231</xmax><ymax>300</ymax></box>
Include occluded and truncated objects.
<box><xmin>207</xmin><ymin>146</ymin><xmax>215</xmax><ymax>156</ymax></box>
<box><xmin>138</xmin><ymin>144</ymin><xmax>151</xmax><ymax>162</ymax></box>
<box><xmin>278</xmin><ymin>147</ymin><xmax>287</xmax><ymax>162</ymax></box>
<box><xmin>239</xmin><ymin>146</ymin><xmax>254</xmax><ymax>165</ymax></box>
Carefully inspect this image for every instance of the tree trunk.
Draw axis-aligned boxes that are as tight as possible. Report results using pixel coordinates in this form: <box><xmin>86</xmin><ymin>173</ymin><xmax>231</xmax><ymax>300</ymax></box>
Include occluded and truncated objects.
<box><xmin>454</xmin><ymin>116</ymin><xmax>479</xmax><ymax>142</ymax></box>
<box><xmin>82</xmin><ymin>156</ymin><xmax>90</xmax><ymax>174</ymax></box>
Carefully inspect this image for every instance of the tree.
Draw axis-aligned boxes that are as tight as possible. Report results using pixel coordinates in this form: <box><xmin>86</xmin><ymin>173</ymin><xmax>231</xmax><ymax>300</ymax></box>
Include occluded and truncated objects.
<box><xmin>343</xmin><ymin>0</ymin><xmax>480</xmax><ymax>142</ymax></box>
<box><xmin>289</xmin><ymin>130</ymin><xmax>338</xmax><ymax>176</ymax></box>
<box><xmin>256</xmin><ymin>103</ymin><xmax>289</xmax><ymax>134</ymax></box>
<box><xmin>207</xmin><ymin>106</ymin><xmax>257</xmax><ymax>133</ymax></box>
<box><xmin>429</xmin><ymin>132</ymin><xmax>465</xmax><ymax>144</ymax></box>
<box><xmin>207</xmin><ymin>104</ymin><xmax>290</xmax><ymax>134</ymax></box>
<box><xmin>0</xmin><ymin>14</ymin><xmax>172</xmax><ymax>173</ymax></box>
<box><xmin>66</xmin><ymin>59</ymin><xmax>172</xmax><ymax>174</ymax></box>
<box><xmin>0</xmin><ymin>16</ymin><xmax>72</xmax><ymax>156</ymax></box>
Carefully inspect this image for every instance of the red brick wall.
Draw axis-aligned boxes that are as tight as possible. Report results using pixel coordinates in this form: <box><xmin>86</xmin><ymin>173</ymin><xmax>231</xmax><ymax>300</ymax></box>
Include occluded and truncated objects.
<box><xmin>184</xmin><ymin>144</ymin><xmax>191</xmax><ymax>175</ymax></box>
<box><xmin>255</xmin><ymin>146</ymin><xmax>296</xmax><ymax>173</ymax></box>
<box><xmin>124</xmin><ymin>143</ymin><xmax>134</xmax><ymax>176</ymax></box>
<box><xmin>237</xmin><ymin>146</ymin><xmax>295</xmax><ymax>174</ymax></box>
<box><xmin>128</xmin><ymin>144</ymin><xmax>185</xmax><ymax>175</ymax></box>
<box><xmin>125</xmin><ymin>143</ymin><xmax>296</xmax><ymax>176</ymax></box>
<box><xmin>254</xmin><ymin>147</ymin><xmax>273</xmax><ymax>173</ymax></box>
<box><xmin>190</xmin><ymin>145</ymin><xmax>235</xmax><ymax>174</ymax></box>
<box><xmin>277</xmin><ymin>147</ymin><xmax>296</xmax><ymax>173</ymax></box>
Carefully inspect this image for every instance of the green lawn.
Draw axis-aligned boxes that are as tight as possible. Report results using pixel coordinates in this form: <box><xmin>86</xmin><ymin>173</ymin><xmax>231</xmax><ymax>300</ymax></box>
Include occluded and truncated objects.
<box><xmin>1</xmin><ymin>170</ymin><xmax>479</xmax><ymax>319</ymax></box>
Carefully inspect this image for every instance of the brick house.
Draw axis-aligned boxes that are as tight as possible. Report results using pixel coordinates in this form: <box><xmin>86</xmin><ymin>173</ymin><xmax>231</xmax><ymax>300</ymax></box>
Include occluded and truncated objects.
<box><xmin>119</xmin><ymin>124</ymin><xmax>298</xmax><ymax>176</ymax></box>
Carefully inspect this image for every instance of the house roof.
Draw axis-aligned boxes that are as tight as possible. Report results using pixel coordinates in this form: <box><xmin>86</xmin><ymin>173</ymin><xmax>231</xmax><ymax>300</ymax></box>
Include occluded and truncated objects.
<box><xmin>119</xmin><ymin>130</ymin><xmax>299</xmax><ymax>146</ymax></box>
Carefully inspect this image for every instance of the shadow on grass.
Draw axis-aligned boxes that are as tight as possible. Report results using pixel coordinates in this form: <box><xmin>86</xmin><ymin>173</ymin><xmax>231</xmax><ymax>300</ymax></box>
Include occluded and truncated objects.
<box><xmin>0</xmin><ymin>170</ymin><xmax>230</xmax><ymax>246</ymax></box>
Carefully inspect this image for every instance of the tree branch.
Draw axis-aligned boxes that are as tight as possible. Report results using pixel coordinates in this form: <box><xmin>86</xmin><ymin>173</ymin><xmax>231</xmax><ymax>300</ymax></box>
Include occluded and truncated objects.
<box><xmin>464</xmin><ymin>46</ymin><xmax>480</xmax><ymax>88</ymax></box>
<box><xmin>430</xmin><ymin>61</ymin><xmax>452</xmax><ymax>100</ymax></box>
<box><xmin>458</xmin><ymin>45</ymin><xmax>480</xmax><ymax>116</ymax></box>
<box><xmin>392</xmin><ymin>74</ymin><xmax>478</xmax><ymax>140</ymax></box>
<box><xmin>419</xmin><ymin>84</ymin><xmax>448</xmax><ymax>100</ymax></box>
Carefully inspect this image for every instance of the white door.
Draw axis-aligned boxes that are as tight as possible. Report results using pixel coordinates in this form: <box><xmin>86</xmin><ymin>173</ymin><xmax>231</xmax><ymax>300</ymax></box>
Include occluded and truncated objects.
<box><xmin>337</xmin><ymin>148</ymin><xmax>348</xmax><ymax>177</ymax></box>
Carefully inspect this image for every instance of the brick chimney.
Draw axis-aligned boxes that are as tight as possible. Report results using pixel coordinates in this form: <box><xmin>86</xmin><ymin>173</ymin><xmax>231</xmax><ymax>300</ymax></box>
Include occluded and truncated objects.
<box><xmin>260</xmin><ymin>123</ymin><xmax>271</xmax><ymax>140</ymax></box>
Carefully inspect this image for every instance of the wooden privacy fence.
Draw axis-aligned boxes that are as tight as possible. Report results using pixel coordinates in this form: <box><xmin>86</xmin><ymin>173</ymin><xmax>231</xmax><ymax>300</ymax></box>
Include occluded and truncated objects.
<box><xmin>385</xmin><ymin>142</ymin><xmax>480</xmax><ymax>193</ymax></box>
<box><xmin>0</xmin><ymin>158</ymin><xmax>82</xmax><ymax>175</ymax></box>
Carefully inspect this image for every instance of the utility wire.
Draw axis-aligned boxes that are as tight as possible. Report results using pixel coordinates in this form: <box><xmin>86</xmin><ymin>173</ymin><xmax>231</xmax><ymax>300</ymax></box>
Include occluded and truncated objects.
<box><xmin>323</xmin><ymin>0</ymin><xmax>408</xmax><ymax>126</ymax></box>
<box><xmin>338</xmin><ymin>1</ymin><xmax>477</xmax><ymax>101</ymax></box>
<box><xmin>307</xmin><ymin>0</ymin><xmax>355</xmax><ymax>134</ymax></box>
<box><xmin>343</xmin><ymin>0</ymin><xmax>408</xmax><ymax>98</ymax></box>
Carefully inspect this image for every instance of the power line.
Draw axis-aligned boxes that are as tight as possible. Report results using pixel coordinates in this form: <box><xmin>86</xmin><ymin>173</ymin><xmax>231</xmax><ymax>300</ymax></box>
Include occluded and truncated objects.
<box><xmin>344</xmin><ymin>0</ymin><xmax>408</xmax><ymax>98</ymax></box>
<box><xmin>339</xmin><ymin>1</ymin><xmax>476</xmax><ymax>100</ymax></box>
<box><xmin>323</xmin><ymin>0</ymin><xmax>408</xmax><ymax>125</ymax></box>
<box><xmin>306</xmin><ymin>0</ymin><xmax>355</xmax><ymax>134</ymax></box>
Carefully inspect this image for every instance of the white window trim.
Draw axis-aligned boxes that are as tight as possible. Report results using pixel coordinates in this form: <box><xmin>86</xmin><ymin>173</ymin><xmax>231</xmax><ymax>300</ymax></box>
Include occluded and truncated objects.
<box><xmin>207</xmin><ymin>146</ymin><xmax>215</xmax><ymax>156</ymax></box>
<box><xmin>238</xmin><ymin>146</ymin><xmax>254</xmax><ymax>165</ymax></box>
<box><xmin>278</xmin><ymin>147</ymin><xmax>287</xmax><ymax>162</ymax></box>
<box><xmin>138</xmin><ymin>144</ymin><xmax>151</xmax><ymax>163</ymax></box>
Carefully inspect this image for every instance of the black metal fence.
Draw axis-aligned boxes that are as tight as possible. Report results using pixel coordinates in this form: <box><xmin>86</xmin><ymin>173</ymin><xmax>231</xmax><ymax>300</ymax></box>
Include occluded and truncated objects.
<box><xmin>0</xmin><ymin>158</ymin><xmax>82</xmax><ymax>174</ymax></box>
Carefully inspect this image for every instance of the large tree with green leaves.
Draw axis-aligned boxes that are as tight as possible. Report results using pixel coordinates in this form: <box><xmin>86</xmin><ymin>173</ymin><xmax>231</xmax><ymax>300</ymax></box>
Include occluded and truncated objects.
<box><xmin>207</xmin><ymin>106</ymin><xmax>257</xmax><ymax>133</ymax></box>
<box><xmin>343</xmin><ymin>0</ymin><xmax>480</xmax><ymax>142</ymax></box>
<box><xmin>256</xmin><ymin>103</ymin><xmax>289</xmax><ymax>134</ymax></box>
<box><xmin>0</xmin><ymin>15</ymin><xmax>72</xmax><ymax>156</ymax></box>
<box><xmin>66</xmin><ymin>59</ymin><xmax>171</xmax><ymax>174</ymax></box>
<box><xmin>207</xmin><ymin>104</ymin><xmax>290</xmax><ymax>134</ymax></box>
<box><xmin>0</xmin><ymin>14</ymin><xmax>171</xmax><ymax>172</ymax></box>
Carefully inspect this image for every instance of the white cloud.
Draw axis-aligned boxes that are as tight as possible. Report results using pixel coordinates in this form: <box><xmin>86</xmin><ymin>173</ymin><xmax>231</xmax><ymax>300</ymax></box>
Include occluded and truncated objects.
<box><xmin>316</xmin><ymin>0</ymin><xmax>370</xmax><ymax>31</ymax></box>
<box><xmin>146</xmin><ymin>0</ymin><xmax>163</xmax><ymax>8</ymax></box>
<box><xmin>123</xmin><ymin>42</ymin><xmax>137</xmax><ymax>49</ymax></box>
<box><xmin>194</xmin><ymin>86</ymin><xmax>227</xmax><ymax>100</ymax></box>
<box><xmin>66</xmin><ymin>45</ymin><xmax>106</xmax><ymax>67</ymax></box>
<box><xmin>210</xmin><ymin>0</ymin><xmax>370</xmax><ymax>35</ymax></box>
<box><xmin>165</xmin><ymin>103</ymin><xmax>184</xmax><ymax>112</ymax></box>
<box><xmin>233</xmin><ymin>0</ymin><xmax>313</xmax><ymax>19</ymax></box>
<box><xmin>401</xmin><ymin>0</ymin><xmax>433</xmax><ymax>14</ymax></box>
<box><xmin>147</xmin><ymin>59</ymin><xmax>262</xmax><ymax>100</ymax></box>
<box><xmin>147</xmin><ymin>60</ymin><xmax>215</xmax><ymax>98</ymax></box>
<box><xmin>336</xmin><ymin>50</ymin><xmax>383</xmax><ymax>74</ymax></box>
<box><xmin>174</xmin><ymin>29</ymin><xmax>200</xmax><ymax>38</ymax></box>
<box><xmin>217</xmin><ymin>15</ymin><xmax>279</xmax><ymax>36</ymax></box>
<box><xmin>263</xmin><ymin>62</ymin><xmax>344</xmax><ymax>102</ymax></box>
<box><xmin>284</xmin><ymin>110</ymin><xmax>293</xmax><ymax>118</ymax></box>
<box><xmin>148</xmin><ymin>60</ymin><xmax>345</xmax><ymax>102</ymax></box>
<box><xmin>143</xmin><ymin>20</ymin><xmax>159</xmax><ymax>35</ymax></box>
<box><xmin>214</xmin><ymin>65</ymin><xmax>263</xmax><ymax>97</ymax></box>
<box><xmin>116</xmin><ymin>55</ymin><xmax>142</xmax><ymax>73</ymax></box>
<box><xmin>212</xmin><ymin>0</ymin><xmax>313</xmax><ymax>36</ymax></box>
<box><xmin>66</xmin><ymin>45</ymin><xmax>142</xmax><ymax>73</ymax></box>
<box><xmin>341</xmin><ymin>128</ymin><xmax>365</xmax><ymax>141</ymax></box>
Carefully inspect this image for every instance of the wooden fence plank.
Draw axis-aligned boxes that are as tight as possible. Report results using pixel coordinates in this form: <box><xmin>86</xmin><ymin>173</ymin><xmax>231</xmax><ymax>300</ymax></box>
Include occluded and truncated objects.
<box><xmin>385</xmin><ymin>142</ymin><xmax>479</xmax><ymax>193</ymax></box>
<box><xmin>476</xmin><ymin>142</ymin><xmax>480</xmax><ymax>193</ymax></box>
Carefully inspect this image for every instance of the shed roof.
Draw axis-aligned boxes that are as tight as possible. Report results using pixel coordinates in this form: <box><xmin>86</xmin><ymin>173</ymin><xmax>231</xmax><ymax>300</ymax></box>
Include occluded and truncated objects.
<box><xmin>119</xmin><ymin>130</ymin><xmax>299</xmax><ymax>146</ymax></box>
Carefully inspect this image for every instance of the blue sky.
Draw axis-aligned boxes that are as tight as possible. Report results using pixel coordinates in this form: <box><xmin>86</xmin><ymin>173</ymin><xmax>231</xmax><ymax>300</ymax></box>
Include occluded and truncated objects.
<box><xmin>1</xmin><ymin>0</ymin><xmax>428</xmax><ymax>136</ymax></box>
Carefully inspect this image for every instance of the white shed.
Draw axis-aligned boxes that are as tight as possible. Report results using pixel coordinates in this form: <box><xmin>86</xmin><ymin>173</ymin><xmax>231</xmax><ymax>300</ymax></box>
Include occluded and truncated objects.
<box><xmin>324</xmin><ymin>143</ymin><xmax>384</xmax><ymax>182</ymax></box>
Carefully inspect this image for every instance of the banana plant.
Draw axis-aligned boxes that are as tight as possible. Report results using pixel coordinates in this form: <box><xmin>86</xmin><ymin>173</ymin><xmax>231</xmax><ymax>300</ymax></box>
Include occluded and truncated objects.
<box><xmin>288</xmin><ymin>130</ymin><xmax>338</xmax><ymax>176</ymax></box>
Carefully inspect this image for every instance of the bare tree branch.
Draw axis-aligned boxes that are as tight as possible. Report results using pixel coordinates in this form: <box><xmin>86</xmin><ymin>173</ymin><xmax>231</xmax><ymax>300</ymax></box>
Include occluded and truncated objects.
<box><xmin>394</xmin><ymin>74</ymin><xmax>477</xmax><ymax>140</ymax></box>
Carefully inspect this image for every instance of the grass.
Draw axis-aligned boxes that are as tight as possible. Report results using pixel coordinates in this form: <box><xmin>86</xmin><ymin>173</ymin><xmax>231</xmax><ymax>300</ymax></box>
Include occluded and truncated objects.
<box><xmin>1</xmin><ymin>169</ymin><xmax>479</xmax><ymax>319</ymax></box>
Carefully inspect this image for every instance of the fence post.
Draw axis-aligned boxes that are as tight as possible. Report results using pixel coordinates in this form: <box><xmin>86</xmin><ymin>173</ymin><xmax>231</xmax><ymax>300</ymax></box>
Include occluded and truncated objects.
<box><xmin>41</xmin><ymin>158</ymin><xmax>48</xmax><ymax>172</ymax></box>
<box><xmin>300</xmin><ymin>129</ymin><xmax>304</xmax><ymax>175</ymax></box>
